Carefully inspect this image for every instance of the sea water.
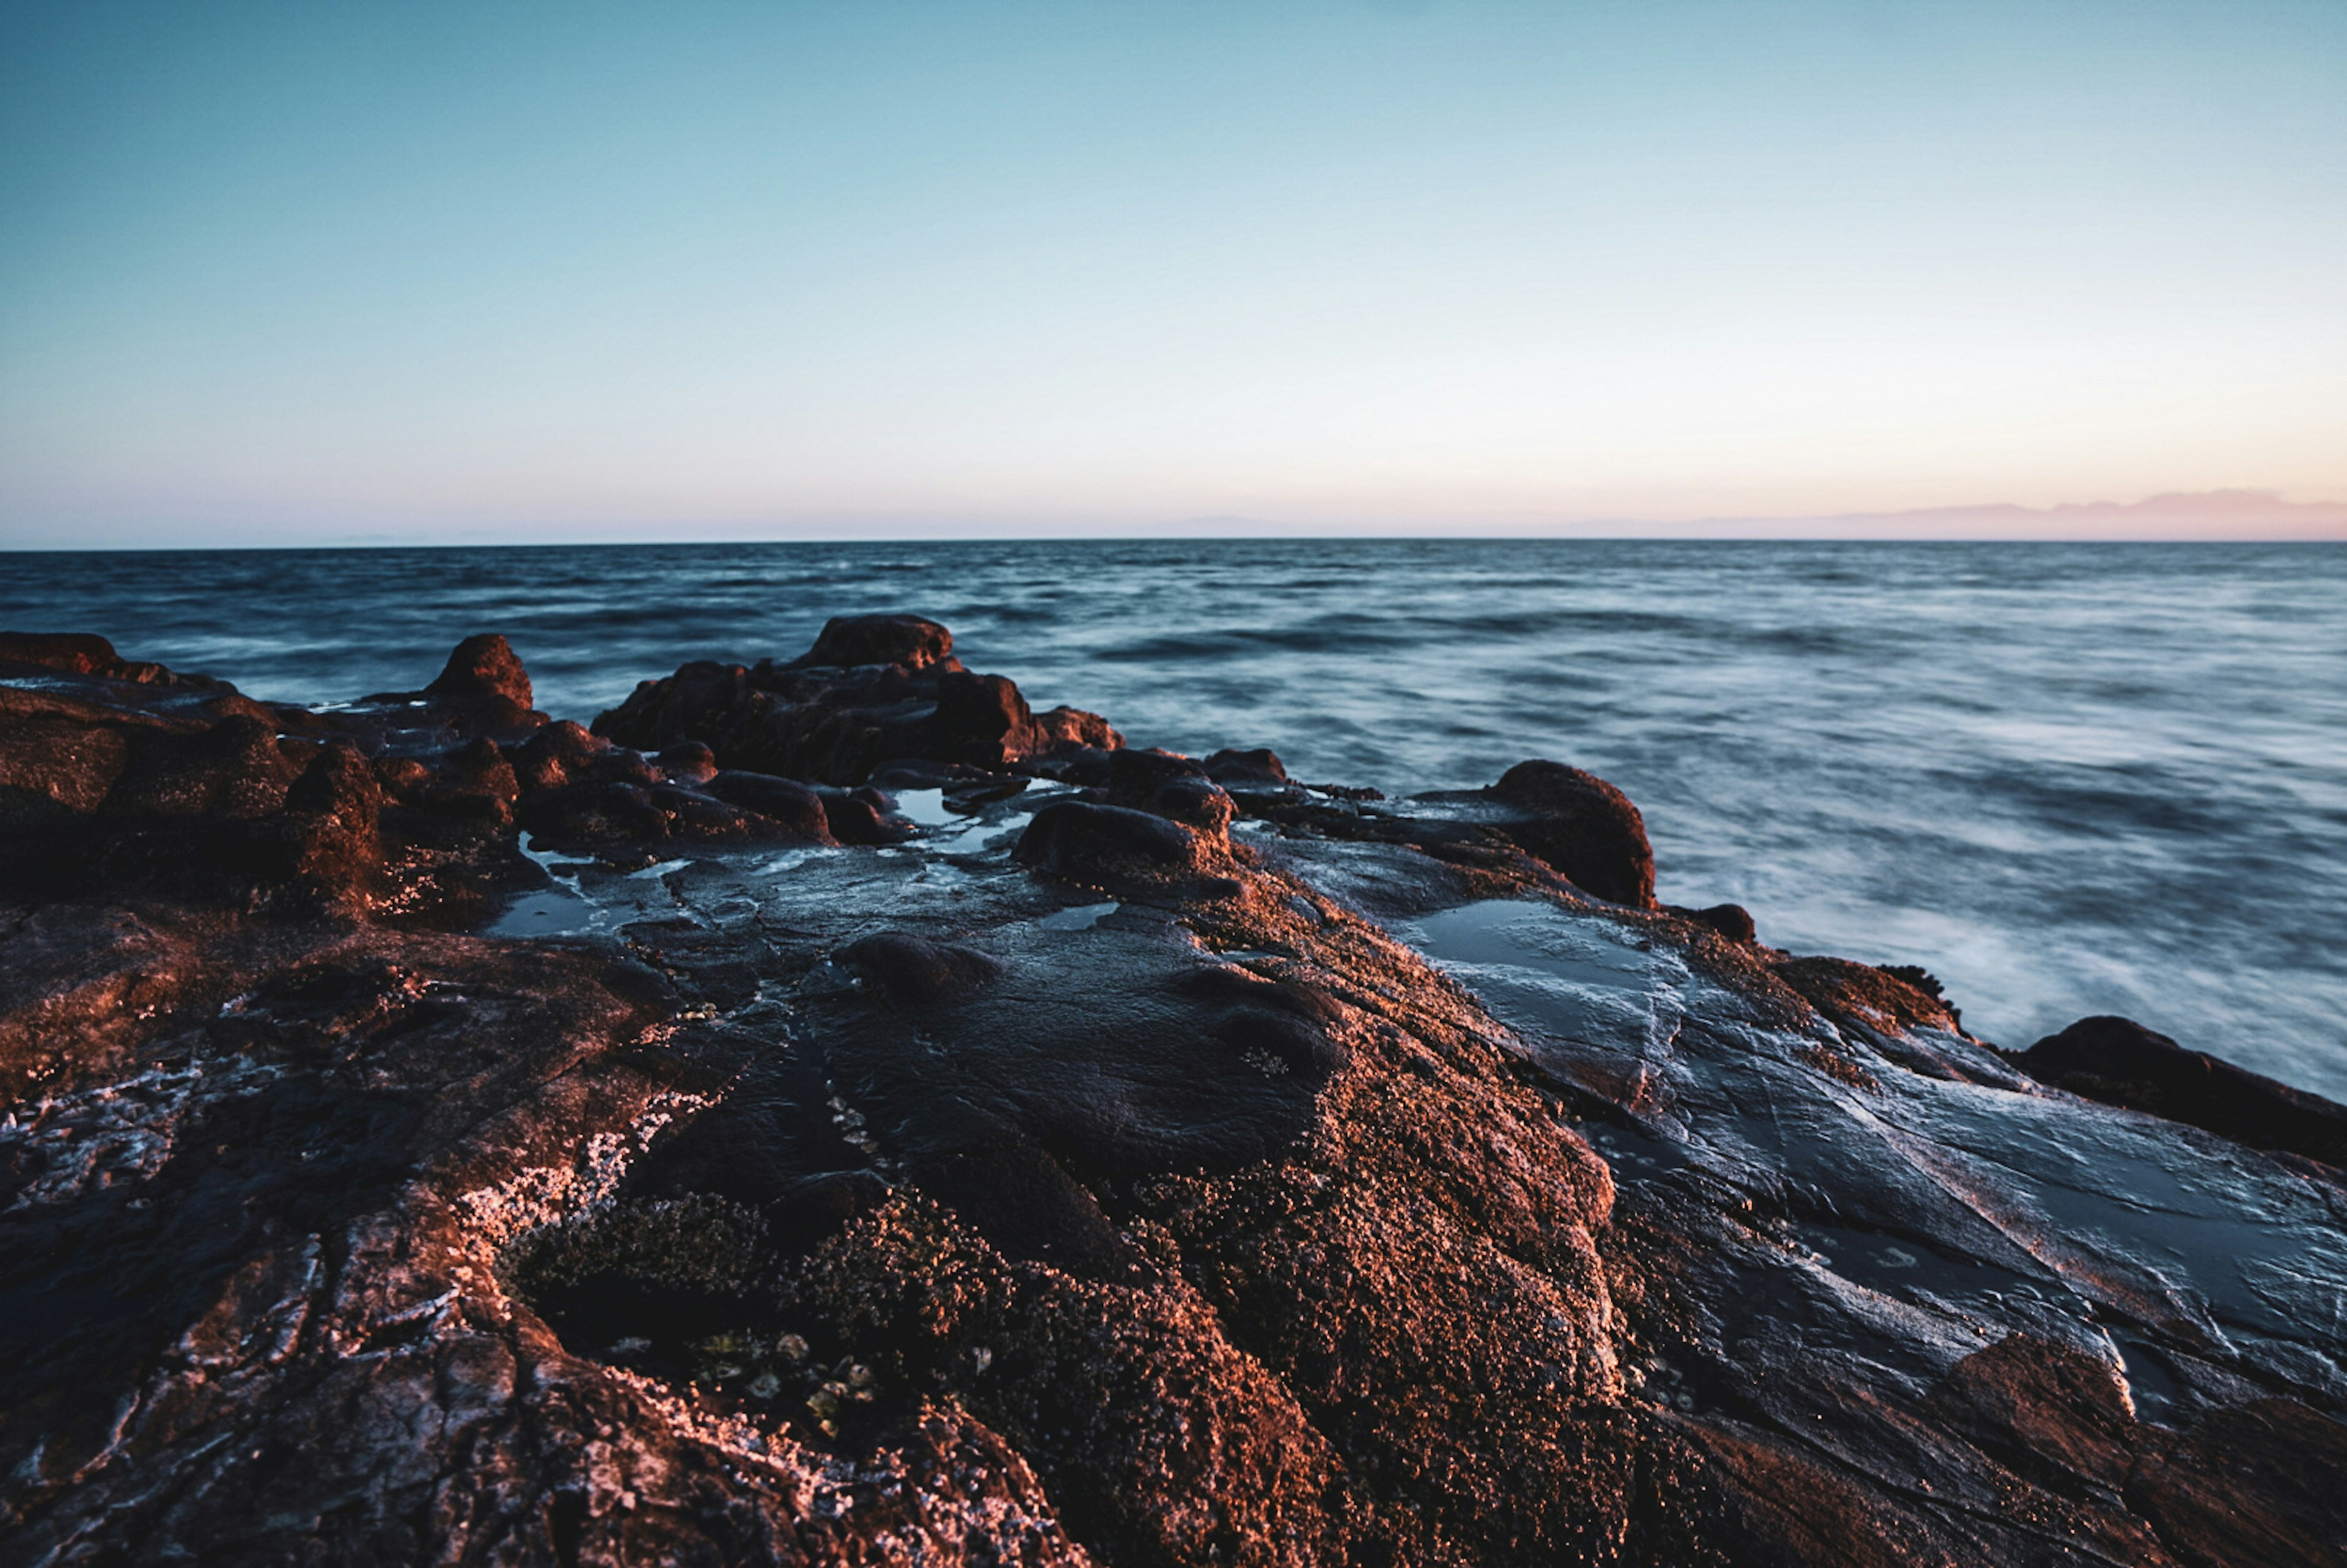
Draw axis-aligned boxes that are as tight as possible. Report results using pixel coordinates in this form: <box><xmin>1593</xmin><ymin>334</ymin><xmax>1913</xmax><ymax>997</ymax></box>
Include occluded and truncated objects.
<box><xmin>5</xmin><ymin>538</ymin><xmax>2341</xmax><ymax>1098</ymax></box>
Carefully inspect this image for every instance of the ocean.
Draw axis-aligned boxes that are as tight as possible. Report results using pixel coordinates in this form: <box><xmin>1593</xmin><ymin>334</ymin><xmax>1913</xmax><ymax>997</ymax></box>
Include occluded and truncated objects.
<box><xmin>5</xmin><ymin>538</ymin><xmax>2342</xmax><ymax>1099</ymax></box>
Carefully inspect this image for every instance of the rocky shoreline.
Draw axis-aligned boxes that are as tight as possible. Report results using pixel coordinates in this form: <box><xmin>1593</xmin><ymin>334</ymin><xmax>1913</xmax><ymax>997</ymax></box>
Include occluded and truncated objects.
<box><xmin>3</xmin><ymin>617</ymin><xmax>2341</xmax><ymax>1566</ymax></box>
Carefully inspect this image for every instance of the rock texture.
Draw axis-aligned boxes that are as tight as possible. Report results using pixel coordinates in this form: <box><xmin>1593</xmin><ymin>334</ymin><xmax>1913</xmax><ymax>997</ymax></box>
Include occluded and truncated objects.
<box><xmin>591</xmin><ymin>614</ymin><xmax>1122</xmax><ymax>785</ymax></box>
<box><xmin>2</xmin><ymin>620</ymin><xmax>2341</xmax><ymax>1566</ymax></box>
<box><xmin>2013</xmin><ymin>1014</ymin><xmax>2347</xmax><ymax>1169</ymax></box>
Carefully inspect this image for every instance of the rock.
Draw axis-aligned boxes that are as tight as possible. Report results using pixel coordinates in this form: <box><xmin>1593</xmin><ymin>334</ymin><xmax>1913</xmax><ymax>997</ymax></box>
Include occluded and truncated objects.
<box><xmin>931</xmin><ymin>672</ymin><xmax>1037</xmax><ymax>764</ymax></box>
<box><xmin>592</xmin><ymin>619</ymin><xmax>1121</xmax><ymax>786</ymax></box>
<box><xmin>1096</xmin><ymin>746</ymin><xmax>1236</xmax><ymax>833</ymax></box>
<box><xmin>510</xmin><ymin>719</ymin><xmax>609</xmax><ymax>792</ymax></box>
<box><xmin>1106</xmin><ymin>746</ymin><xmax>1209</xmax><ymax>805</ymax></box>
<box><xmin>0</xmin><ymin>630</ymin><xmax>136</xmax><ymax>675</ymax></box>
<box><xmin>275</xmin><ymin>740</ymin><xmax>386</xmax><ymax>908</ymax></box>
<box><xmin>7</xmin><ymin>618</ymin><xmax>2343</xmax><ymax>1567</ymax></box>
<box><xmin>704</xmin><ymin>771</ymin><xmax>833</xmax><ymax>841</ymax></box>
<box><xmin>797</xmin><ymin>614</ymin><xmax>958</xmax><ymax>673</ymax></box>
<box><xmin>1772</xmin><ymin>954</ymin><xmax>1964</xmax><ymax>1039</ymax></box>
<box><xmin>656</xmin><ymin>741</ymin><xmax>719</xmax><ymax>784</ymax></box>
<box><xmin>647</xmin><ymin>782</ymin><xmax>783</xmax><ymax>843</ymax></box>
<box><xmin>1205</xmin><ymin>747</ymin><xmax>1290</xmax><ymax>786</ymax></box>
<box><xmin>1487</xmin><ymin>760</ymin><xmax>1657</xmax><ymax>907</ymax></box>
<box><xmin>1150</xmin><ymin>775</ymin><xmax>1237</xmax><ymax>836</ymax></box>
<box><xmin>1030</xmin><ymin>705</ymin><xmax>1122</xmax><ymax>752</ymax></box>
<box><xmin>517</xmin><ymin>779</ymin><xmax>670</xmax><ymax>847</ymax></box>
<box><xmin>0</xmin><ymin>631</ymin><xmax>207</xmax><ymax>687</ymax></box>
<box><xmin>348</xmin><ymin>634</ymin><xmax>546</xmax><ymax>738</ymax></box>
<box><xmin>1673</xmin><ymin>901</ymin><xmax>1757</xmax><ymax>942</ymax></box>
<box><xmin>1032</xmin><ymin>742</ymin><xmax>1117</xmax><ymax>788</ymax></box>
<box><xmin>835</xmin><ymin>933</ymin><xmax>1008</xmax><ymax>1005</ymax></box>
<box><xmin>391</xmin><ymin>735</ymin><xmax>520</xmax><ymax>824</ymax></box>
<box><xmin>810</xmin><ymin>783</ymin><xmax>912</xmax><ymax>845</ymax></box>
<box><xmin>103</xmin><ymin>711</ymin><xmax>298</xmax><ymax>821</ymax></box>
<box><xmin>0</xmin><ymin>689</ymin><xmax>141</xmax><ymax>829</ymax></box>
<box><xmin>1013</xmin><ymin>800</ymin><xmax>1204</xmax><ymax>883</ymax></box>
<box><xmin>867</xmin><ymin>758</ymin><xmax>1032</xmax><ymax>813</ymax></box>
<box><xmin>2015</xmin><ymin>1014</ymin><xmax>2347</xmax><ymax>1167</ymax></box>
<box><xmin>425</xmin><ymin>632</ymin><xmax>534</xmax><ymax>713</ymax></box>
<box><xmin>0</xmin><ymin>658</ymin><xmax>424</xmax><ymax>914</ymax></box>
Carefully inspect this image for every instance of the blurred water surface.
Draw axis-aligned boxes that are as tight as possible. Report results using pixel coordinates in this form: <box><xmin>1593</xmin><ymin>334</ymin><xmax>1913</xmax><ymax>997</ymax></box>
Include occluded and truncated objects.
<box><xmin>6</xmin><ymin>539</ymin><xmax>2342</xmax><ymax>1096</ymax></box>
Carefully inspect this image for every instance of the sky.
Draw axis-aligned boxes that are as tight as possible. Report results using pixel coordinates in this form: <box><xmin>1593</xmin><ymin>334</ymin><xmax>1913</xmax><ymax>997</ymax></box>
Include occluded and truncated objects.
<box><xmin>2</xmin><ymin>0</ymin><xmax>2343</xmax><ymax>546</ymax></box>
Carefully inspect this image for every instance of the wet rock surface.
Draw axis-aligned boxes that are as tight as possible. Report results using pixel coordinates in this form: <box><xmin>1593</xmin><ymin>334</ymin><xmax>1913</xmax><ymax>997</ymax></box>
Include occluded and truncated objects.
<box><xmin>2</xmin><ymin>619</ymin><xmax>2341</xmax><ymax>1566</ymax></box>
<box><xmin>2013</xmin><ymin>1014</ymin><xmax>2347</xmax><ymax>1170</ymax></box>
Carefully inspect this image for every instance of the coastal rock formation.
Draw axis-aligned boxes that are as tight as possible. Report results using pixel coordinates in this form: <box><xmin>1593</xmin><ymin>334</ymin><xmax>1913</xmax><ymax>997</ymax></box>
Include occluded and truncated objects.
<box><xmin>592</xmin><ymin>614</ymin><xmax>1123</xmax><ymax>785</ymax></box>
<box><xmin>2014</xmin><ymin>1014</ymin><xmax>2347</xmax><ymax>1169</ymax></box>
<box><xmin>3</xmin><ymin>620</ymin><xmax>2342</xmax><ymax>1566</ymax></box>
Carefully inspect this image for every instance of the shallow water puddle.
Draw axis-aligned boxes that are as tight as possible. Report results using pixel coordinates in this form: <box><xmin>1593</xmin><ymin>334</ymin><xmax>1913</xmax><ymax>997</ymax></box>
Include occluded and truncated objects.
<box><xmin>485</xmin><ymin>885</ymin><xmax>603</xmax><ymax>937</ymax></box>
<box><xmin>1397</xmin><ymin>899</ymin><xmax>1688</xmax><ymax>1078</ymax></box>
<box><xmin>1036</xmin><ymin>901</ymin><xmax>1120</xmax><ymax>932</ymax></box>
<box><xmin>892</xmin><ymin>788</ymin><xmax>955</xmax><ymax>827</ymax></box>
<box><xmin>486</xmin><ymin>843</ymin><xmax>607</xmax><ymax>937</ymax></box>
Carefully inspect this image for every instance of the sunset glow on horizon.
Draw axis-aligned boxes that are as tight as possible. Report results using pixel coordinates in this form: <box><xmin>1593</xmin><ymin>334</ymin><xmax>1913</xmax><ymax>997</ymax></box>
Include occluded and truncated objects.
<box><xmin>3</xmin><ymin>1</ymin><xmax>2343</xmax><ymax>547</ymax></box>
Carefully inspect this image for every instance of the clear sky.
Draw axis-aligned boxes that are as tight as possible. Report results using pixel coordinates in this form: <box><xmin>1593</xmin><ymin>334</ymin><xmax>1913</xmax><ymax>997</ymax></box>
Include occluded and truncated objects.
<box><xmin>2</xmin><ymin>0</ymin><xmax>2343</xmax><ymax>545</ymax></box>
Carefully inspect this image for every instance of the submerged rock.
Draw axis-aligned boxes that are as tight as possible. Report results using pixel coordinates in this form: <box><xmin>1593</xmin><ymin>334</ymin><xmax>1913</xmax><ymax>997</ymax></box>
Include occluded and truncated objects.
<box><xmin>2</xmin><ymin>618</ymin><xmax>2341</xmax><ymax>1566</ymax></box>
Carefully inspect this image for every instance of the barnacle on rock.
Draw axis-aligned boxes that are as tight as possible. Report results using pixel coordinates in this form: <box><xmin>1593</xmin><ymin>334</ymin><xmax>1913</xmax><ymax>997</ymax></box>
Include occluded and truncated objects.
<box><xmin>502</xmin><ymin>1192</ymin><xmax>771</xmax><ymax>1300</ymax></box>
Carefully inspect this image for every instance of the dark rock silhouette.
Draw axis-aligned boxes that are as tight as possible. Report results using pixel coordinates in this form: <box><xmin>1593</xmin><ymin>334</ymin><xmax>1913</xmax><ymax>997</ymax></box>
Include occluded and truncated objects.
<box><xmin>702</xmin><ymin>770</ymin><xmax>834</xmax><ymax>841</ymax></box>
<box><xmin>356</xmin><ymin>631</ymin><xmax>546</xmax><ymax>736</ymax></box>
<box><xmin>1487</xmin><ymin>758</ymin><xmax>1658</xmax><ymax>907</ymax></box>
<box><xmin>593</xmin><ymin>618</ymin><xmax>1121</xmax><ymax>785</ymax></box>
<box><xmin>1204</xmin><ymin>747</ymin><xmax>1290</xmax><ymax>786</ymax></box>
<box><xmin>1013</xmin><ymin>799</ymin><xmax>1207</xmax><ymax>882</ymax></box>
<box><xmin>425</xmin><ymin>631</ymin><xmax>535</xmax><ymax>713</ymax></box>
<box><xmin>801</xmin><ymin>612</ymin><xmax>960</xmax><ymax>672</ymax></box>
<box><xmin>4</xmin><ymin>619</ymin><xmax>2342</xmax><ymax>1567</ymax></box>
<box><xmin>2016</xmin><ymin>1014</ymin><xmax>2347</xmax><ymax>1168</ymax></box>
<box><xmin>1675</xmin><ymin>901</ymin><xmax>1757</xmax><ymax>942</ymax></box>
<box><xmin>0</xmin><ymin>629</ymin><xmax>219</xmax><ymax>687</ymax></box>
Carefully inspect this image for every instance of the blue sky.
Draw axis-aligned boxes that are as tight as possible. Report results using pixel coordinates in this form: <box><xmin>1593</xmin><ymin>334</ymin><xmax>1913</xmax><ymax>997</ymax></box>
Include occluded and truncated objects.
<box><xmin>2</xmin><ymin>1</ymin><xmax>2343</xmax><ymax>544</ymax></box>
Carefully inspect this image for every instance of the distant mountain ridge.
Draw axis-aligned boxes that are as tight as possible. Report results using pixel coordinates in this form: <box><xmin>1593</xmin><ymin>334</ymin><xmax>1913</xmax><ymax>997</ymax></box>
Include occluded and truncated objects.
<box><xmin>1170</xmin><ymin>489</ymin><xmax>2347</xmax><ymax>540</ymax></box>
<box><xmin>1807</xmin><ymin>488</ymin><xmax>2347</xmax><ymax>538</ymax></box>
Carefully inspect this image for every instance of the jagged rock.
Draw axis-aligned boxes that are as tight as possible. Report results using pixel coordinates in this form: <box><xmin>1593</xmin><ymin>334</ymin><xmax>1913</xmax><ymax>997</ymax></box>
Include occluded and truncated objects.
<box><xmin>1774</xmin><ymin>953</ymin><xmax>1964</xmax><ymax>1039</ymax></box>
<box><xmin>350</xmin><ymin>631</ymin><xmax>547</xmax><ymax>739</ymax></box>
<box><xmin>425</xmin><ymin>631</ymin><xmax>535</xmax><ymax>713</ymax></box>
<box><xmin>593</xmin><ymin>625</ymin><xmax>1122</xmax><ymax>785</ymax></box>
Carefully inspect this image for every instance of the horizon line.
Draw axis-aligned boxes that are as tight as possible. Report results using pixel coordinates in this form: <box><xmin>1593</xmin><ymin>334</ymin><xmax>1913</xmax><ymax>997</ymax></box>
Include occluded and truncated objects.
<box><xmin>5</xmin><ymin>490</ymin><xmax>2345</xmax><ymax>551</ymax></box>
